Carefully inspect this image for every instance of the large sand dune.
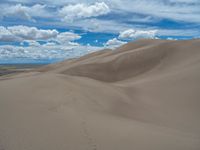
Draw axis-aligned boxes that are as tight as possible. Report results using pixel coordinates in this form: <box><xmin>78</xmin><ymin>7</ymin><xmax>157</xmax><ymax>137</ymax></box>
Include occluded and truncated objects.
<box><xmin>0</xmin><ymin>39</ymin><xmax>200</xmax><ymax>150</ymax></box>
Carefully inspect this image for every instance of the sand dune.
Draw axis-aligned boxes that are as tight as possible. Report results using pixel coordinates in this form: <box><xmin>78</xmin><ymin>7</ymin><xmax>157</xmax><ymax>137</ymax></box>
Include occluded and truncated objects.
<box><xmin>0</xmin><ymin>39</ymin><xmax>200</xmax><ymax>150</ymax></box>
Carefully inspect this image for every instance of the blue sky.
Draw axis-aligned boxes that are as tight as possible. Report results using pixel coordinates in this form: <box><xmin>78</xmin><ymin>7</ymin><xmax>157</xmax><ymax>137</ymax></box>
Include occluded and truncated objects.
<box><xmin>0</xmin><ymin>0</ymin><xmax>200</xmax><ymax>64</ymax></box>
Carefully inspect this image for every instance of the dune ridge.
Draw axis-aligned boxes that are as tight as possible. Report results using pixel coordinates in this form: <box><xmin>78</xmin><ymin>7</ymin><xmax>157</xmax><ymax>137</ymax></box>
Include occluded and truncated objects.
<box><xmin>0</xmin><ymin>39</ymin><xmax>200</xmax><ymax>150</ymax></box>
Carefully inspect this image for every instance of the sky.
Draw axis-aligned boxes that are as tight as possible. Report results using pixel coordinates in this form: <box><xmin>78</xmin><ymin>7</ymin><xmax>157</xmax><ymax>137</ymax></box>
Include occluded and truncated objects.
<box><xmin>0</xmin><ymin>0</ymin><xmax>200</xmax><ymax>64</ymax></box>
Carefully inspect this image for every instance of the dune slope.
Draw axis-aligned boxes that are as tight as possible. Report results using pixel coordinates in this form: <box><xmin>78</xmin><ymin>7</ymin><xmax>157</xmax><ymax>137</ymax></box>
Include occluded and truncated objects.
<box><xmin>0</xmin><ymin>39</ymin><xmax>200</xmax><ymax>150</ymax></box>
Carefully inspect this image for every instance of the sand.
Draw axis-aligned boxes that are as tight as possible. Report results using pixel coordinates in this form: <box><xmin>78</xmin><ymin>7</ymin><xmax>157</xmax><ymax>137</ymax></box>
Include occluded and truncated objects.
<box><xmin>0</xmin><ymin>39</ymin><xmax>200</xmax><ymax>150</ymax></box>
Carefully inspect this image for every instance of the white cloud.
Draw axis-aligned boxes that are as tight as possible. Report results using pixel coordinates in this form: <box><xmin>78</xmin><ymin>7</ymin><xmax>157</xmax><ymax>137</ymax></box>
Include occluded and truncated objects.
<box><xmin>3</xmin><ymin>4</ymin><xmax>33</xmax><ymax>21</ymax></box>
<box><xmin>7</xmin><ymin>26</ymin><xmax>58</xmax><ymax>41</ymax></box>
<box><xmin>56</xmin><ymin>32</ymin><xmax>81</xmax><ymax>44</ymax></box>
<box><xmin>107</xmin><ymin>0</ymin><xmax>200</xmax><ymax>23</ymax></box>
<box><xmin>43</xmin><ymin>42</ymin><xmax>57</xmax><ymax>46</ymax></box>
<box><xmin>105</xmin><ymin>38</ymin><xmax>127</xmax><ymax>48</ymax></box>
<box><xmin>0</xmin><ymin>43</ymin><xmax>101</xmax><ymax>61</ymax></box>
<box><xmin>65</xmin><ymin>18</ymin><xmax>133</xmax><ymax>33</ymax></box>
<box><xmin>0</xmin><ymin>4</ymin><xmax>49</xmax><ymax>22</ymax></box>
<box><xmin>166</xmin><ymin>37</ymin><xmax>177</xmax><ymax>41</ymax></box>
<box><xmin>59</xmin><ymin>2</ymin><xmax>110</xmax><ymax>22</ymax></box>
<box><xmin>25</xmin><ymin>40</ymin><xmax>41</xmax><ymax>46</ymax></box>
<box><xmin>0</xmin><ymin>26</ymin><xmax>20</xmax><ymax>42</ymax></box>
<box><xmin>119</xmin><ymin>29</ymin><xmax>158</xmax><ymax>40</ymax></box>
<box><xmin>0</xmin><ymin>26</ymin><xmax>82</xmax><ymax>44</ymax></box>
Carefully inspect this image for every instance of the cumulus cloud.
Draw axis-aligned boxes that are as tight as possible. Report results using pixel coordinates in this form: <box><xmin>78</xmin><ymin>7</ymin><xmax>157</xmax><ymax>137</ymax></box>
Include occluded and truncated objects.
<box><xmin>59</xmin><ymin>2</ymin><xmax>110</xmax><ymax>22</ymax></box>
<box><xmin>7</xmin><ymin>26</ymin><xmax>58</xmax><ymax>41</ymax></box>
<box><xmin>119</xmin><ymin>29</ymin><xmax>158</xmax><ymax>40</ymax></box>
<box><xmin>0</xmin><ymin>26</ymin><xmax>81</xmax><ymax>44</ymax></box>
<box><xmin>56</xmin><ymin>32</ymin><xmax>81</xmax><ymax>44</ymax></box>
<box><xmin>0</xmin><ymin>26</ymin><xmax>20</xmax><ymax>42</ymax></box>
<box><xmin>0</xmin><ymin>4</ymin><xmax>48</xmax><ymax>22</ymax></box>
<box><xmin>105</xmin><ymin>38</ymin><xmax>127</xmax><ymax>48</ymax></box>
<box><xmin>0</xmin><ymin>26</ymin><xmax>58</xmax><ymax>42</ymax></box>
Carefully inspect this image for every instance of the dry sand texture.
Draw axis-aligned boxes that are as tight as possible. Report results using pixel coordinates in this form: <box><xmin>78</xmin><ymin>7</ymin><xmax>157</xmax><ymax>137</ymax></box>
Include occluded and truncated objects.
<box><xmin>0</xmin><ymin>39</ymin><xmax>200</xmax><ymax>150</ymax></box>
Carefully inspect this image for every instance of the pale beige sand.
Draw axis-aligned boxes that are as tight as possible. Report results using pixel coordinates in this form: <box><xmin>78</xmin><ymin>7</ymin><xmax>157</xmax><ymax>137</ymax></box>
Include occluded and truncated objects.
<box><xmin>0</xmin><ymin>39</ymin><xmax>200</xmax><ymax>150</ymax></box>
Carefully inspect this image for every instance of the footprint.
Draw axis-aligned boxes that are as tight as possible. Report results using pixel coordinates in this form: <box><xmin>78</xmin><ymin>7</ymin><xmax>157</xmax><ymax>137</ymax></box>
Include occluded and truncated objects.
<box><xmin>81</xmin><ymin>120</ymin><xmax>98</xmax><ymax>150</ymax></box>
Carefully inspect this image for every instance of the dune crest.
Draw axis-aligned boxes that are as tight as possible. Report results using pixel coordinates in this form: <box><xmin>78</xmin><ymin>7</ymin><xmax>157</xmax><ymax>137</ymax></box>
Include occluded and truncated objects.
<box><xmin>1</xmin><ymin>39</ymin><xmax>200</xmax><ymax>150</ymax></box>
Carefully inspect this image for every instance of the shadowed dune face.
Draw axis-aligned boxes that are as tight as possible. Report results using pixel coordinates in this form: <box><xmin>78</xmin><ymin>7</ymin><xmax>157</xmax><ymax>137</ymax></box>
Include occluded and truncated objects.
<box><xmin>45</xmin><ymin>39</ymin><xmax>200</xmax><ymax>82</ymax></box>
<box><xmin>62</xmin><ymin>48</ymin><xmax>165</xmax><ymax>82</ymax></box>
<box><xmin>0</xmin><ymin>39</ymin><xmax>200</xmax><ymax>150</ymax></box>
